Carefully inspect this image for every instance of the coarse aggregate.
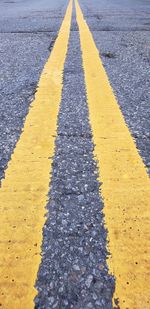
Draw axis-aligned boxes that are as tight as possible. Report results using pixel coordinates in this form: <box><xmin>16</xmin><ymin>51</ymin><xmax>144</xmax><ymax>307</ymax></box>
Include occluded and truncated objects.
<box><xmin>80</xmin><ymin>0</ymin><xmax>150</xmax><ymax>31</ymax></box>
<box><xmin>0</xmin><ymin>0</ymin><xmax>67</xmax><ymax>181</ymax></box>
<box><xmin>0</xmin><ymin>32</ymin><xmax>51</xmax><ymax>180</ymax></box>
<box><xmin>35</xmin><ymin>15</ymin><xmax>115</xmax><ymax>309</ymax></box>
<box><xmin>0</xmin><ymin>0</ymin><xmax>68</xmax><ymax>32</ymax></box>
<box><xmin>80</xmin><ymin>0</ymin><xmax>150</xmax><ymax>174</ymax></box>
<box><xmin>0</xmin><ymin>0</ymin><xmax>149</xmax><ymax>308</ymax></box>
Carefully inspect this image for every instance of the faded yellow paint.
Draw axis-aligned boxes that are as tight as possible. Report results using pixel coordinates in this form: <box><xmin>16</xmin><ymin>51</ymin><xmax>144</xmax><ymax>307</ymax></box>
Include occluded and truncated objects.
<box><xmin>0</xmin><ymin>1</ymin><xmax>72</xmax><ymax>308</ymax></box>
<box><xmin>75</xmin><ymin>1</ymin><xmax>150</xmax><ymax>308</ymax></box>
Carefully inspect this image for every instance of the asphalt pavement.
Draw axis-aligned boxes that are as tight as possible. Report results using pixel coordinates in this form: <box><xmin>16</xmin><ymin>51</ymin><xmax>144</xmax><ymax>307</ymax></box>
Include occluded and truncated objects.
<box><xmin>80</xmin><ymin>0</ymin><xmax>150</xmax><ymax>172</ymax></box>
<box><xmin>35</xmin><ymin>14</ymin><xmax>115</xmax><ymax>308</ymax></box>
<box><xmin>0</xmin><ymin>0</ymin><xmax>150</xmax><ymax>308</ymax></box>
<box><xmin>0</xmin><ymin>0</ymin><xmax>68</xmax><ymax>180</ymax></box>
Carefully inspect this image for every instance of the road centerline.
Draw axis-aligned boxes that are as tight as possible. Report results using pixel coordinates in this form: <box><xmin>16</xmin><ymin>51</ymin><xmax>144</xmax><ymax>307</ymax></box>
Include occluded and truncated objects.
<box><xmin>0</xmin><ymin>1</ymin><xmax>72</xmax><ymax>308</ymax></box>
<box><xmin>35</xmin><ymin>9</ymin><xmax>115</xmax><ymax>308</ymax></box>
<box><xmin>75</xmin><ymin>0</ymin><xmax>150</xmax><ymax>308</ymax></box>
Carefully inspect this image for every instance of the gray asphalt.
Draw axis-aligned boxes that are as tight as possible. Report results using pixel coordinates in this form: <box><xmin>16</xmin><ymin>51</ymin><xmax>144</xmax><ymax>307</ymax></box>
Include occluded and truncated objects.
<box><xmin>35</xmin><ymin>13</ymin><xmax>115</xmax><ymax>308</ymax></box>
<box><xmin>0</xmin><ymin>0</ymin><xmax>68</xmax><ymax>180</ymax></box>
<box><xmin>0</xmin><ymin>0</ymin><xmax>150</xmax><ymax>308</ymax></box>
<box><xmin>80</xmin><ymin>0</ymin><xmax>150</xmax><ymax>172</ymax></box>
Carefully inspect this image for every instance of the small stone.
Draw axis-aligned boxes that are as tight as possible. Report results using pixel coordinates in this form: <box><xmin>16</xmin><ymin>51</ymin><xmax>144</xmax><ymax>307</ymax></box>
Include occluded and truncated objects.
<box><xmin>81</xmin><ymin>289</ymin><xmax>86</xmax><ymax>296</ymax></box>
<box><xmin>99</xmin><ymin>264</ymin><xmax>104</xmax><ymax>270</ymax></box>
<box><xmin>91</xmin><ymin>230</ymin><xmax>97</xmax><ymax>237</ymax></box>
<box><xmin>89</xmin><ymin>252</ymin><xmax>95</xmax><ymax>262</ymax></box>
<box><xmin>49</xmin><ymin>282</ymin><xmax>54</xmax><ymax>289</ymax></box>
<box><xmin>49</xmin><ymin>297</ymin><xmax>55</xmax><ymax>305</ymax></box>
<box><xmin>58</xmin><ymin>286</ymin><xmax>64</xmax><ymax>293</ymax></box>
<box><xmin>81</xmin><ymin>266</ymin><xmax>86</xmax><ymax>274</ymax></box>
<box><xmin>78</xmin><ymin>195</ymin><xmax>84</xmax><ymax>202</ymax></box>
<box><xmin>73</xmin><ymin>264</ymin><xmax>80</xmax><ymax>271</ymax></box>
<box><xmin>84</xmin><ymin>184</ymin><xmax>88</xmax><ymax>191</ymax></box>
<box><xmin>62</xmin><ymin>219</ymin><xmax>67</xmax><ymax>226</ymax></box>
<box><xmin>85</xmin><ymin>275</ymin><xmax>93</xmax><ymax>288</ymax></box>
<box><xmin>93</xmin><ymin>292</ymin><xmax>97</xmax><ymax>301</ymax></box>
<box><xmin>95</xmin><ymin>300</ymin><xmax>102</xmax><ymax>306</ymax></box>
<box><xmin>86</xmin><ymin>302</ymin><xmax>93</xmax><ymax>308</ymax></box>
<box><xmin>95</xmin><ymin>281</ymin><xmax>104</xmax><ymax>291</ymax></box>
<box><xmin>83</xmin><ymin>224</ymin><xmax>88</xmax><ymax>231</ymax></box>
<box><xmin>78</xmin><ymin>247</ymin><xmax>83</xmax><ymax>253</ymax></box>
<box><xmin>34</xmin><ymin>297</ymin><xmax>39</xmax><ymax>304</ymax></box>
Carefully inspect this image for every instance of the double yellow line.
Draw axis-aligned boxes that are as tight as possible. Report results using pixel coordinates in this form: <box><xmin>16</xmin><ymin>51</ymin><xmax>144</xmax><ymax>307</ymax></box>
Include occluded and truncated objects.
<box><xmin>0</xmin><ymin>0</ymin><xmax>150</xmax><ymax>308</ymax></box>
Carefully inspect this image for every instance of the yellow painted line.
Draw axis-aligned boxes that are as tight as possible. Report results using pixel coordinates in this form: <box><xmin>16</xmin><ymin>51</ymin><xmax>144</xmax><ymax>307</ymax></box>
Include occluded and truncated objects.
<box><xmin>75</xmin><ymin>1</ymin><xmax>150</xmax><ymax>308</ymax></box>
<box><xmin>0</xmin><ymin>1</ymin><xmax>72</xmax><ymax>308</ymax></box>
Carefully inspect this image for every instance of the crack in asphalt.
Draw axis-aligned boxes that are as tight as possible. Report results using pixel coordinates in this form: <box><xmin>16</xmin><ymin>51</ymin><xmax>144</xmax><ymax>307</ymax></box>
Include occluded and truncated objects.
<box><xmin>0</xmin><ymin>30</ymin><xmax>58</xmax><ymax>34</ymax></box>
<box><xmin>2</xmin><ymin>29</ymin><xmax>150</xmax><ymax>34</ymax></box>
<box><xmin>48</xmin><ymin>36</ymin><xmax>57</xmax><ymax>51</ymax></box>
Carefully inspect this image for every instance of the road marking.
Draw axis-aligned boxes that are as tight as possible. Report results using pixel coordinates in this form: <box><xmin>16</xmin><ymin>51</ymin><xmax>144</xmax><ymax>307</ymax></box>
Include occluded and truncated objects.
<box><xmin>0</xmin><ymin>1</ymin><xmax>72</xmax><ymax>308</ymax></box>
<box><xmin>75</xmin><ymin>0</ymin><xmax>150</xmax><ymax>308</ymax></box>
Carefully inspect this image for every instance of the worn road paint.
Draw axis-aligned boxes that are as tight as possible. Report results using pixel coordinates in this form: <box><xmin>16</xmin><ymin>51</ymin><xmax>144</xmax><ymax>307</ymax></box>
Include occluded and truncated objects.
<box><xmin>0</xmin><ymin>1</ymin><xmax>72</xmax><ymax>308</ymax></box>
<box><xmin>75</xmin><ymin>1</ymin><xmax>150</xmax><ymax>308</ymax></box>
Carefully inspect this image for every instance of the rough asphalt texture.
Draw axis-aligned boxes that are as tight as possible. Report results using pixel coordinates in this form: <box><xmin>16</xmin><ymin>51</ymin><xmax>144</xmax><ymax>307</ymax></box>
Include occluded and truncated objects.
<box><xmin>80</xmin><ymin>0</ymin><xmax>150</xmax><ymax>173</ymax></box>
<box><xmin>0</xmin><ymin>0</ymin><xmax>150</xmax><ymax>308</ymax></box>
<box><xmin>0</xmin><ymin>0</ymin><xmax>67</xmax><ymax>181</ymax></box>
<box><xmin>0</xmin><ymin>0</ymin><xmax>149</xmax><ymax>180</ymax></box>
<box><xmin>35</xmin><ymin>14</ymin><xmax>115</xmax><ymax>309</ymax></box>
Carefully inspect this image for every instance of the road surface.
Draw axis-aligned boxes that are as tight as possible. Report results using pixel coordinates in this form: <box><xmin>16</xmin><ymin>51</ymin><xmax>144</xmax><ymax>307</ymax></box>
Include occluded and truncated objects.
<box><xmin>0</xmin><ymin>0</ymin><xmax>150</xmax><ymax>308</ymax></box>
